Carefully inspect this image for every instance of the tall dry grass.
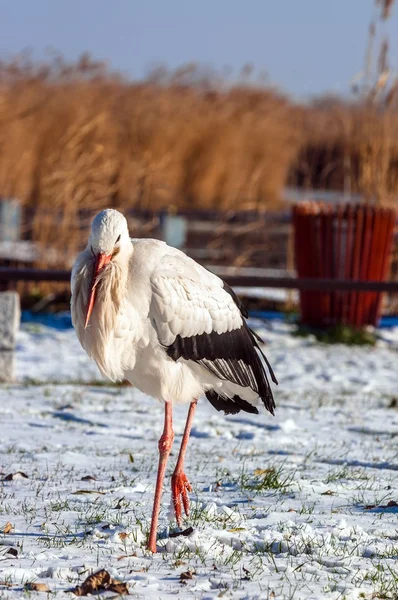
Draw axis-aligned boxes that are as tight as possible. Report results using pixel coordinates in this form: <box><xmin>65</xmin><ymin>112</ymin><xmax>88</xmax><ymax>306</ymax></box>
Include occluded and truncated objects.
<box><xmin>291</xmin><ymin>98</ymin><xmax>398</xmax><ymax>205</ymax></box>
<box><xmin>0</xmin><ymin>53</ymin><xmax>398</xmax><ymax>273</ymax></box>
<box><xmin>0</xmin><ymin>56</ymin><xmax>302</xmax><ymax>266</ymax></box>
<box><xmin>293</xmin><ymin>0</ymin><xmax>398</xmax><ymax>205</ymax></box>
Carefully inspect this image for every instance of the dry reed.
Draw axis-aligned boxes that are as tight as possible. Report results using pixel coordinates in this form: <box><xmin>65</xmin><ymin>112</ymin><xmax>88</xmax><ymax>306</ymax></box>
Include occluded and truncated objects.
<box><xmin>0</xmin><ymin>56</ymin><xmax>301</xmax><ymax>268</ymax></box>
<box><xmin>0</xmin><ymin>53</ymin><xmax>397</xmax><ymax>275</ymax></box>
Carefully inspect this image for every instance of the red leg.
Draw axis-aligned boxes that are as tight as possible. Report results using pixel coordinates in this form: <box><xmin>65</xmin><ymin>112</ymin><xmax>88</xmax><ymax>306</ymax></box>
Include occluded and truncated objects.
<box><xmin>171</xmin><ymin>400</ymin><xmax>197</xmax><ymax>527</ymax></box>
<box><xmin>147</xmin><ymin>402</ymin><xmax>174</xmax><ymax>553</ymax></box>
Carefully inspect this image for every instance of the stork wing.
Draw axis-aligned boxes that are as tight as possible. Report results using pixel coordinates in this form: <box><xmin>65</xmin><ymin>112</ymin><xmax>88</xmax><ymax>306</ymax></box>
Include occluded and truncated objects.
<box><xmin>150</xmin><ymin>253</ymin><xmax>277</xmax><ymax>414</ymax></box>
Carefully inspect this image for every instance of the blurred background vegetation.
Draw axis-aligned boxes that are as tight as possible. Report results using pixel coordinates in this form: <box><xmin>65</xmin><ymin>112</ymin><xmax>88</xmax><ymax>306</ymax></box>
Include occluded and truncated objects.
<box><xmin>0</xmin><ymin>52</ymin><xmax>397</xmax><ymax>216</ymax></box>
<box><xmin>0</xmin><ymin>0</ymin><xmax>397</xmax><ymax>306</ymax></box>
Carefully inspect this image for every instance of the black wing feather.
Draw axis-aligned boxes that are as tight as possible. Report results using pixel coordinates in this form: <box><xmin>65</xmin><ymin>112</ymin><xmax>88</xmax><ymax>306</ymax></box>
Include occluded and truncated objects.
<box><xmin>205</xmin><ymin>390</ymin><xmax>259</xmax><ymax>415</ymax></box>
<box><xmin>166</xmin><ymin>323</ymin><xmax>277</xmax><ymax>415</ymax></box>
<box><xmin>222</xmin><ymin>282</ymin><xmax>249</xmax><ymax>318</ymax></box>
<box><xmin>165</xmin><ymin>277</ymin><xmax>277</xmax><ymax>416</ymax></box>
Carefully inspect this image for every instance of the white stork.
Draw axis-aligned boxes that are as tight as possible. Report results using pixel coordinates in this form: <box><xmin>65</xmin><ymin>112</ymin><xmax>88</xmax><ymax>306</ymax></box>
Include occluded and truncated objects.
<box><xmin>71</xmin><ymin>209</ymin><xmax>277</xmax><ymax>553</ymax></box>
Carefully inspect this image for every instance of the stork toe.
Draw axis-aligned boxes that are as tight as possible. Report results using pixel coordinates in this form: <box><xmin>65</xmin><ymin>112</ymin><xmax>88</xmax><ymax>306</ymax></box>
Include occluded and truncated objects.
<box><xmin>171</xmin><ymin>471</ymin><xmax>192</xmax><ymax>526</ymax></box>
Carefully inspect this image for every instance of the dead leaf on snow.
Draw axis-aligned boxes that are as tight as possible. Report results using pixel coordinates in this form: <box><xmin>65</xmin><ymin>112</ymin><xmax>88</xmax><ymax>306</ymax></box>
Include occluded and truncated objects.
<box><xmin>70</xmin><ymin>569</ymin><xmax>129</xmax><ymax>596</ymax></box>
<box><xmin>254</xmin><ymin>468</ymin><xmax>274</xmax><ymax>476</ymax></box>
<box><xmin>80</xmin><ymin>475</ymin><xmax>96</xmax><ymax>482</ymax></box>
<box><xmin>169</xmin><ymin>527</ymin><xmax>194</xmax><ymax>538</ymax></box>
<box><xmin>5</xmin><ymin>548</ymin><xmax>18</xmax><ymax>557</ymax></box>
<box><xmin>173</xmin><ymin>559</ymin><xmax>186</xmax><ymax>568</ymax></box>
<box><xmin>2</xmin><ymin>522</ymin><xmax>13</xmax><ymax>534</ymax></box>
<box><xmin>3</xmin><ymin>472</ymin><xmax>29</xmax><ymax>481</ymax></box>
<box><xmin>72</xmin><ymin>489</ymin><xmax>105</xmax><ymax>495</ymax></box>
<box><xmin>108</xmin><ymin>581</ymin><xmax>129</xmax><ymax>595</ymax></box>
<box><xmin>179</xmin><ymin>569</ymin><xmax>196</xmax><ymax>581</ymax></box>
<box><xmin>241</xmin><ymin>566</ymin><xmax>251</xmax><ymax>581</ymax></box>
<box><xmin>25</xmin><ymin>582</ymin><xmax>50</xmax><ymax>592</ymax></box>
<box><xmin>365</xmin><ymin>499</ymin><xmax>398</xmax><ymax>510</ymax></box>
<box><xmin>321</xmin><ymin>490</ymin><xmax>336</xmax><ymax>496</ymax></box>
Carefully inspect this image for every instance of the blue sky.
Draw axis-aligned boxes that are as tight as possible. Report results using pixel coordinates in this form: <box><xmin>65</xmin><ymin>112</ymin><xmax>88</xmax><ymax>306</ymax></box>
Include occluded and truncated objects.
<box><xmin>1</xmin><ymin>0</ymin><xmax>397</xmax><ymax>98</ymax></box>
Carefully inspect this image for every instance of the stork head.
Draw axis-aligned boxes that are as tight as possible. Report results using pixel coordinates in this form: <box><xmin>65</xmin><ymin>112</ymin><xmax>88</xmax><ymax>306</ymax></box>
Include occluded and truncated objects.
<box><xmin>85</xmin><ymin>209</ymin><xmax>130</xmax><ymax>328</ymax></box>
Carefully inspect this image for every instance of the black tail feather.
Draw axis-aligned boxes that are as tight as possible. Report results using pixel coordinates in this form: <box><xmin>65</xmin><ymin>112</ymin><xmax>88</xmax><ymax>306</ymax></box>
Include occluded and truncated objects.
<box><xmin>167</xmin><ymin>279</ymin><xmax>277</xmax><ymax>416</ymax></box>
<box><xmin>248</xmin><ymin>327</ymin><xmax>278</xmax><ymax>386</ymax></box>
<box><xmin>205</xmin><ymin>391</ymin><xmax>259</xmax><ymax>415</ymax></box>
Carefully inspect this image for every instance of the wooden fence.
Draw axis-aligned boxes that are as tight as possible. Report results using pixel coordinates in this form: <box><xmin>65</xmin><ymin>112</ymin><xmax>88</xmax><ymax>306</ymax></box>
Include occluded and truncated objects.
<box><xmin>1</xmin><ymin>207</ymin><xmax>398</xmax><ymax>313</ymax></box>
<box><xmin>1</xmin><ymin>267</ymin><xmax>398</xmax><ymax>293</ymax></box>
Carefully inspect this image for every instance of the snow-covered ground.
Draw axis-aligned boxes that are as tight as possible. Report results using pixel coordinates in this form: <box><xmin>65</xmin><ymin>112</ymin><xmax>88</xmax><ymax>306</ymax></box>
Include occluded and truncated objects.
<box><xmin>1</xmin><ymin>318</ymin><xmax>397</xmax><ymax>598</ymax></box>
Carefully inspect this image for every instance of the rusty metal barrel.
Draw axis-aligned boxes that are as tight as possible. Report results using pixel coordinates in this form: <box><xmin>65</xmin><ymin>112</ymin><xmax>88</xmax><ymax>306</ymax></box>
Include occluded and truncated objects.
<box><xmin>292</xmin><ymin>202</ymin><xmax>396</xmax><ymax>328</ymax></box>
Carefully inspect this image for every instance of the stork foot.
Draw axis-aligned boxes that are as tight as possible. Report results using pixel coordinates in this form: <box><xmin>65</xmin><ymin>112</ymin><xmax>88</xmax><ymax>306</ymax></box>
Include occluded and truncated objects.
<box><xmin>171</xmin><ymin>470</ymin><xmax>192</xmax><ymax>527</ymax></box>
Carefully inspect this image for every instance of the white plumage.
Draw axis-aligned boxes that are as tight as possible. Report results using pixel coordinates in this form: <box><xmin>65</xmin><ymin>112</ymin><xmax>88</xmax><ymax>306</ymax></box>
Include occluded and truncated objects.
<box><xmin>71</xmin><ymin>208</ymin><xmax>277</xmax><ymax>552</ymax></box>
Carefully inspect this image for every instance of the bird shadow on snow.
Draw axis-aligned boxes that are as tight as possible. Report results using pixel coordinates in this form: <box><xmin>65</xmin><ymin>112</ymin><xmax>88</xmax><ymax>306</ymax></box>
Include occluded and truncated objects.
<box><xmin>358</xmin><ymin>504</ymin><xmax>398</xmax><ymax>515</ymax></box>
<box><xmin>88</xmin><ymin>387</ymin><xmax>122</xmax><ymax>396</ymax></box>
<box><xmin>188</xmin><ymin>416</ymin><xmax>280</xmax><ymax>440</ymax></box>
<box><xmin>229</xmin><ymin>416</ymin><xmax>281</xmax><ymax>431</ymax></box>
<box><xmin>28</xmin><ymin>421</ymin><xmax>53</xmax><ymax>429</ymax></box>
<box><xmin>116</xmin><ymin>432</ymin><xmax>150</xmax><ymax>442</ymax></box>
<box><xmin>190</xmin><ymin>427</ymin><xmax>211</xmax><ymax>439</ymax></box>
<box><xmin>268</xmin><ymin>449</ymin><xmax>398</xmax><ymax>471</ymax></box>
<box><xmin>347</xmin><ymin>425</ymin><xmax>397</xmax><ymax>438</ymax></box>
<box><xmin>52</xmin><ymin>411</ymin><xmax>108</xmax><ymax>428</ymax></box>
<box><xmin>235</xmin><ymin>431</ymin><xmax>256</xmax><ymax>440</ymax></box>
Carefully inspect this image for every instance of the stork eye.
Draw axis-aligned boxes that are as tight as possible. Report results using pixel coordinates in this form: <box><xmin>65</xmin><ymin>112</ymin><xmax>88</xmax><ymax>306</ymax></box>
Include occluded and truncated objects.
<box><xmin>115</xmin><ymin>234</ymin><xmax>121</xmax><ymax>244</ymax></box>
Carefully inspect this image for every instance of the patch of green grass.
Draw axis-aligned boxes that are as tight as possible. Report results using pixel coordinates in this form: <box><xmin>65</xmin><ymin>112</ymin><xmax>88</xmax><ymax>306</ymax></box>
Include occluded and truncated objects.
<box><xmin>49</xmin><ymin>499</ymin><xmax>71</xmax><ymax>512</ymax></box>
<box><xmin>376</xmin><ymin>546</ymin><xmax>398</xmax><ymax>560</ymax></box>
<box><xmin>238</xmin><ymin>465</ymin><xmax>293</xmax><ymax>494</ymax></box>
<box><xmin>324</xmin><ymin>466</ymin><xmax>372</xmax><ymax>484</ymax></box>
<box><xmin>294</xmin><ymin>324</ymin><xmax>377</xmax><ymax>345</ymax></box>
<box><xmin>360</xmin><ymin>562</ymin><xmax>398</xmax><ymax>599</ymax></box>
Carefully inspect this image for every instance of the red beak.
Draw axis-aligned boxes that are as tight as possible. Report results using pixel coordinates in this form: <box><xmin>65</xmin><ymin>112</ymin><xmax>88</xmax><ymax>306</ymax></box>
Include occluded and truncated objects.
<box><xmin>84</xmin><ymin>252</ymin><xmax>112</xmax><ymax>329</ymax></box>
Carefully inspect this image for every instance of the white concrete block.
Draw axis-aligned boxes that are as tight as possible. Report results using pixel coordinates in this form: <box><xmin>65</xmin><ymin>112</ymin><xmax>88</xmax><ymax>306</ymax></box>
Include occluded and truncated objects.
<box><xmin>0</xmin><ymin>351</ymin><xmax>15</xmax><ymax>382</ymax></box>
<box><xmin>0</xmin><ymin>292</ymin><xmax>20</xmax><ymax>351</ymax></box>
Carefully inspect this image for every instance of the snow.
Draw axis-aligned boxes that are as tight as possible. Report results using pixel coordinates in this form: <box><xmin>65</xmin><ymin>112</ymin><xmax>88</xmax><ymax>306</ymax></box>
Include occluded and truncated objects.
<box><xmin>1</xmin><ymin>317</ymin><xmax>397</xmax><ymax>598</ymax></box>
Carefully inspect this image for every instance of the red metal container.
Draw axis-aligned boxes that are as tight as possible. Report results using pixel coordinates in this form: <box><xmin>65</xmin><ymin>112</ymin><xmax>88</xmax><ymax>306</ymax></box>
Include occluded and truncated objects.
<box><xmin>292</xmin><ymin>202</ymin><xmax>396</xmax><ymax>328</ymax></box>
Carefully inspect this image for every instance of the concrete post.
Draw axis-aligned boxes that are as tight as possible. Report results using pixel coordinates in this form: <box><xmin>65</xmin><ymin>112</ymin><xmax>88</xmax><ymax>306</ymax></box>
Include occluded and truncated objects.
<box><xmin>0</xmin><ymin>292</ymin><xmax>20</xmax><ymax>382</ymax></box>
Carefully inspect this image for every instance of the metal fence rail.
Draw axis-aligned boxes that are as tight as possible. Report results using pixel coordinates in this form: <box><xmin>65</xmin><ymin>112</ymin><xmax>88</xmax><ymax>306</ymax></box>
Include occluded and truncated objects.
<box><xmin>1</xmin><ymin>267</ymin><xmax>398</xmax><ymax>292</ymax></box>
